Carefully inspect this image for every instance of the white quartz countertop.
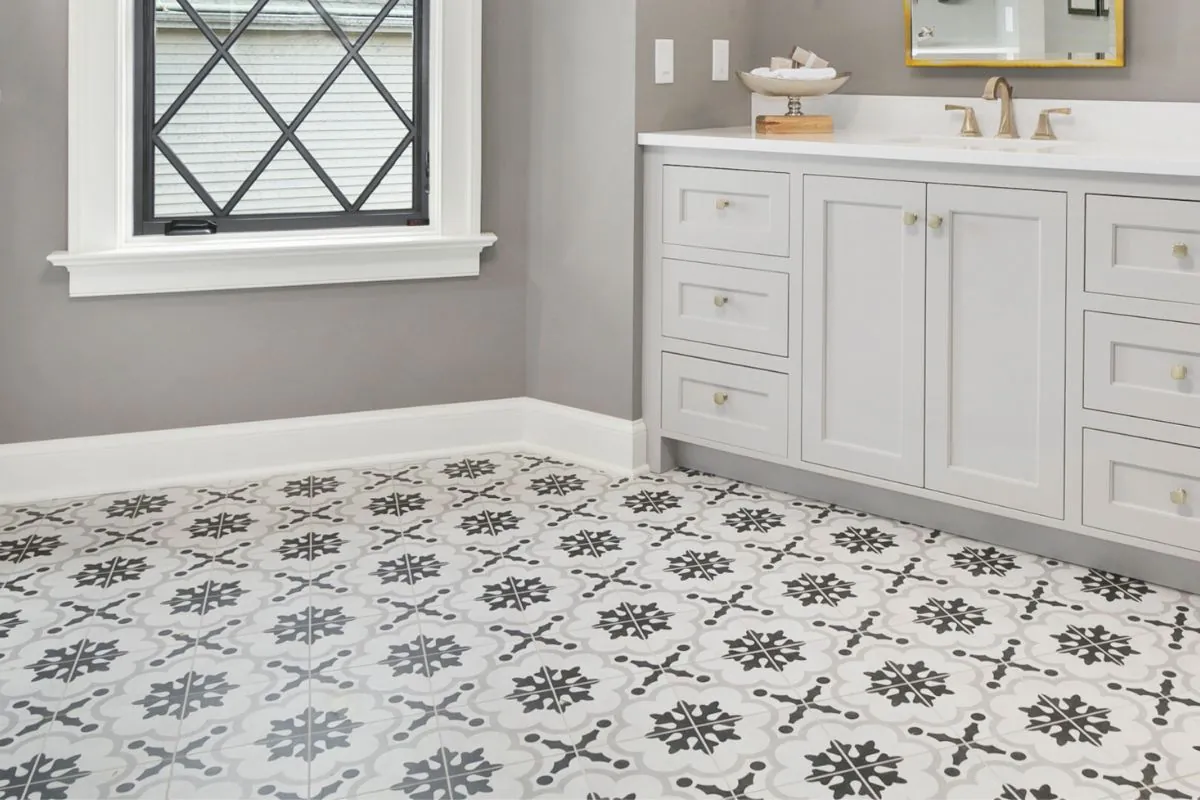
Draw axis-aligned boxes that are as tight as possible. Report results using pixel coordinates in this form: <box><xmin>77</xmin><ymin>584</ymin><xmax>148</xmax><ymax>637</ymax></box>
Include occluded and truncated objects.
<box><xmin>637</xmin><ymin>95</ymin><xmax>1200</xmax><ymax>179</ymax></box>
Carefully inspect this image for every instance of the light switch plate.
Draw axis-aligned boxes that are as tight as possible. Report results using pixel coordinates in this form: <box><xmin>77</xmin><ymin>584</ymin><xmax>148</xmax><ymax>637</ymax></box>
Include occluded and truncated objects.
<box><xmin>655</xmin><ymin>39</ymin><xmax>674</xmax><ymax>84</ymax></box>
<box><xmin>712</xmin><ymin>39</ymin><xmax>730</xmax><ymax>81</ymax></box>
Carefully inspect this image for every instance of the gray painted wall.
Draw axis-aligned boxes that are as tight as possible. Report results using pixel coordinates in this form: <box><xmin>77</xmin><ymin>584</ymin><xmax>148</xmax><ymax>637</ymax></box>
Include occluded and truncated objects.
<box><xmin>524</xmin><ymin>0</ymin><xmax>639</xmax><ymax>421</ymax></box>
<box><xmin>636</xmin><ymin>0</ymin><xmax>756</xmax><ymax>133</ymax></box>
<box><xmin>755</xmin><ymin>0</ymin><xmax>1200</xmax><ymax>101</ymax></box>
<box><xmin>0</xmin><ymin>1</ymin><xmax>529</xmax><ymax>445</ymax></box>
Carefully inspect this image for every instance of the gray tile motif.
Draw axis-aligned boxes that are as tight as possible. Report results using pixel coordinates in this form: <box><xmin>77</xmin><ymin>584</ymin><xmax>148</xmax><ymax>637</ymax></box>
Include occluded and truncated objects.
<box><xmin>1</xmin><ymin>452</ymin><xmax>1200</xmax><ymax>799</ymax></box>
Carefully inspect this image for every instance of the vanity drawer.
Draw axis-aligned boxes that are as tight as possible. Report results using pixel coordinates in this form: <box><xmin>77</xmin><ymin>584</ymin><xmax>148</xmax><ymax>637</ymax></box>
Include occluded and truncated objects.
<box><xmin>662</xmin><ymin>166</ymin><xmax>790</xmax><ymax>257</ymax></box>
<box><xmin>661</xmin><ymin>353</ymin><xmax>788</xmax><ymax>457</ymax></box>
<box><xmin>1083</xmin><ymin>430</ymin><xmax>1200</xmax><ymax>552</ymax></box>
<box><xmin>1086</xmin><ymin>195</ymin><xmax>1200</xmax><ymax>305</ymax></box>
<box><xmin>1085</xmin><ymin>312</ymin><xmax>1200</xmax><ymax>428</ymax></box>
<box><xmin>662</xmin><ymin>259</ymin><xmax>789</xmax><ymax>356</ymax></box>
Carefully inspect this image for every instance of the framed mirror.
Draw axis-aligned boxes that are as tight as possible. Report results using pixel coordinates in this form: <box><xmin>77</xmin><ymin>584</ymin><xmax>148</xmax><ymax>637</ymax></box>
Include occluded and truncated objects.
<box><xmin>905</xmin><ymin>0</ymin><xmax>1125</xmax><ymax>68</ymax></box>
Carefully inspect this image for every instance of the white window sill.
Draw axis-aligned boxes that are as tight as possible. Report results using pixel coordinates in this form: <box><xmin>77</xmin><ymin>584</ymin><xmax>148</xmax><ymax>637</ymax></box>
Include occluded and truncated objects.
<box><xmin>47</xmin><ymin>230</ymin><xmax>498</xmax><ymax>297</ymax></box>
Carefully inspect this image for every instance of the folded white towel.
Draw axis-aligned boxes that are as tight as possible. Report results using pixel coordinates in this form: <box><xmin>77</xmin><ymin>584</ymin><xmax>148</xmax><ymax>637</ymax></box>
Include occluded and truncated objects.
<box><xmin>750</xmin><ymin>66</ymin><xmax>838</xmax><ymax>81</ymax></box>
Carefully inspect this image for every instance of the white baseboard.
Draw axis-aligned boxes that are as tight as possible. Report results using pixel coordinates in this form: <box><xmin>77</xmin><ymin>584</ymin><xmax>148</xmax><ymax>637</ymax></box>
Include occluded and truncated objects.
<box><xmin>0</xmin><ymin>399</ymin><xmax>649</xmax><ymax>504</ymax></box>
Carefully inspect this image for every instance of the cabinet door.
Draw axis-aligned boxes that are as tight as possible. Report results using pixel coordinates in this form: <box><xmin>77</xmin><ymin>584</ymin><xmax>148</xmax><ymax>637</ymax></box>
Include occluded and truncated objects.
<box><xmin>925</xmin><ymin>184</ymin><xmax>1067</xmax><ymax>518</ymax></box>
<box><xmin>802</xmin><ymin>176</ymin><xmax>927</xmax><ymax>486</ymax></box>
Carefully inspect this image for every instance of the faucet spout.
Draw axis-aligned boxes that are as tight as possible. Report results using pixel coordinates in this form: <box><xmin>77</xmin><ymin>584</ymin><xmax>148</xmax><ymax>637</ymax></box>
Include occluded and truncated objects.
<box><xmin>983</xmin><ymin>76</ymin><xmax>1019</xmax><ymax>139</ymax></box>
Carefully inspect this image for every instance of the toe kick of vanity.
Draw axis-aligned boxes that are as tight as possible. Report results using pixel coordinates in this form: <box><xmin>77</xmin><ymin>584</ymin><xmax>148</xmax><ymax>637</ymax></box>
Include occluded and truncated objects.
<box><xmin>642</xmin><ymin>137</ymin><xmax>1200</xmax><ymax>572</ymax></box>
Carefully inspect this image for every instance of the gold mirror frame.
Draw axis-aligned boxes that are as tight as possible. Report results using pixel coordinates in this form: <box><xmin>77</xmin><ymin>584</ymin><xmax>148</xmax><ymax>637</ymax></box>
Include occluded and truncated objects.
<box><xmin>904</xmin><ymin>0</ymin><xmax>1125</xmax><ymax>68</ymax></box>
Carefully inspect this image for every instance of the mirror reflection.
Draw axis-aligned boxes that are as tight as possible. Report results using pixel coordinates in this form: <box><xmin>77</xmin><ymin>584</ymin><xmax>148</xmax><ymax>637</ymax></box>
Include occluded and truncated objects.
<box><xmin>906</xmin><ymin>0</ymin><xmax>1124</xmax><ymax>67</ymax></box>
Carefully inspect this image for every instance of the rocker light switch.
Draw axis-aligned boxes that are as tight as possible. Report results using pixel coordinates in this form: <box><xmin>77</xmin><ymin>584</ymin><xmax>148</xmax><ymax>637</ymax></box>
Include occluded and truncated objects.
<box><xmin>713</xmin><ymin>39</ymin><xmax>730</xmax><ymax>81</ymax></box>
<box><xmin>655</xmin><ymin>39</ymin><xmax>675</xmax><ymax>84</ymax></box>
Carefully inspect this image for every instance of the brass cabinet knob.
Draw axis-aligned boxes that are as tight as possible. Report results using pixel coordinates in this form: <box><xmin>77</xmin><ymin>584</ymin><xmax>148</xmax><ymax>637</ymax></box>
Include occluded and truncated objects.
<box><xmin>1170</xmin><ymin>488</ymin><xmax>1189</xmax><ymax>506</ymax></box>
<box><xmin>716</xmin><ymin>199</ymin><xmax>732</xmax><ymax>210</ymax></box>
<box><xmin>1174</xmin><ymin>243</ymin><xmax>1190</xmax><ymax>258</ymax></box>
<box><xmin>713</xmin><ymin>295</ymin><xmax>729</xmax><ymax>308</ymax></box>
<box><xmin>713</xmin><ymin>392</ymin><xmax>729</xmax><ymax>406</ymax></box>
<box><xmin>904</xmin><ymin>212</ymin><xmax>919</xmax><ymax>227</ymax></box>
<box><xmin>1172</xmin><ymin>364</ymin><xmax>1189</xmax><ymax>381</ymax></box>
<box><xmin>928</xmin><ymin>215</ymin><xmax>944</xmax><ymax>230</ymax></box>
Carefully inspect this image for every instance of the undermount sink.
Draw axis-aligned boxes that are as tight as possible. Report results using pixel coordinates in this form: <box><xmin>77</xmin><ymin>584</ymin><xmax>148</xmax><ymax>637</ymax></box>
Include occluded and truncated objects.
<box><xmin>886</xmin><ymin>135</ymin><xmax>1060</xmax><ymax>154</ymax></box>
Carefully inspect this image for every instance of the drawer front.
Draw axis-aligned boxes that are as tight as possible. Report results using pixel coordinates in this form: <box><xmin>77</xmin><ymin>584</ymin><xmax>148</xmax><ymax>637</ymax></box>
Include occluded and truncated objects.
<box><xmin>1086</xmin><ymin>195</ymin><xmax>1200</xmax><ymax>305</ymax></box>
<box><xmin>662</xmin><ymin>166</ymin><xmax>790</xmax><ymax>257</ymax></box>
<box><xmin>661</xmin><ymin>353</ymin><xmax>788</xmax><ymax>457</ymax></box>
<box><xmin>661</xmin><ymin>260</ymin><xmax>789</xmax><ymax>356</ymax></box>
<box><xmin>1083</xmin><ymin>430</ymin><xmax>1200</xmax><ymax>552</ymax></box>
<box><xmin>1085</xmin><ymin>312</ymin><xmax>1200</xmax><ymax>428</ymax></box>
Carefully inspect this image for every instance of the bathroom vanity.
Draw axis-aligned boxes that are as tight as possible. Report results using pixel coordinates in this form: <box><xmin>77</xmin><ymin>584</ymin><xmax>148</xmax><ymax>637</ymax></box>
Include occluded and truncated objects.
<box><xmin>640</xmin><ymin>94</ymin><xmax>1200</xmax><ymax>586</ymax></box>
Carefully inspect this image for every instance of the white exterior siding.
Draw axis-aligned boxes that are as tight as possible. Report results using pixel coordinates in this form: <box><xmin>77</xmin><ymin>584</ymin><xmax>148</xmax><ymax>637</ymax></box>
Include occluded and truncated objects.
<box><xmin>154</xmin><ymin>26</ymin><xmax>415</xmax><ymax>218</ymax></box>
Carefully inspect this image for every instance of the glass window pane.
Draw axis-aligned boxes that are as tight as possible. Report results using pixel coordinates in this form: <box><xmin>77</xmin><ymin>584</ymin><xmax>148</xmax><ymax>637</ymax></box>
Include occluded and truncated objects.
<box><xmin>228</xmin><ymin>0</ymin><xmax>347</xmax><ymax>123</ymax></box>
<box><xmin>295</xmin><ymin>60</ymin><xmax>411</xmax><ymax>207</ymax></box>
<box><xmin>358</xmin><ymin>0</ymin><xmax>417</xmax><ymax>118</ymax></box>
<box><xmin>360</xmin><ymin>152</ymin><xmax>415</xmax><ymax>212</ymax></box>
<box><xmin>145</xmin><ymin>0</ymin><xmax>421</xmax><ymax>226</ymax></box>
<box><xmin>235</xmin><ymin>143</ymin><xmax>343</xmax><ymax>214</ymax></box>
<box><xmin>154</xmin><ymin>150</ymin><xmax>211</xmax><ymax>217</ymax></box>
<box><xmin>155</xmin><ymin>0</ymin><xmax>260</xmax><ymax>42</ymax></box>
<box><xmin>157</xmin><ymin>59</ymin><xmax>279</xmax><ymax>211</ymax></box>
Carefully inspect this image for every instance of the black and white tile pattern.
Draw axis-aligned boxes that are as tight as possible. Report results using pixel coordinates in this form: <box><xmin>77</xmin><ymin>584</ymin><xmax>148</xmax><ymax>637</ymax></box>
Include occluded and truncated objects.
<box><xmin>2</xmin><ymin>452</ymin><xmax>1200</xmax><ymax>799</ymax></box>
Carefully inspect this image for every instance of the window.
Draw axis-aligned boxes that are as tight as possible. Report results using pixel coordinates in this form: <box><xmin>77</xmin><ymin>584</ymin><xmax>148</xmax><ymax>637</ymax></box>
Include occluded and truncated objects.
<box><xmin>51</xmin><ymin>0</ymin><xmax>492</xmax><ymax>297</ymax></box>
<box><xmin>137</xmin><ymin>0</ymin><xmax>428</xmax><ymax>234</ymax></box>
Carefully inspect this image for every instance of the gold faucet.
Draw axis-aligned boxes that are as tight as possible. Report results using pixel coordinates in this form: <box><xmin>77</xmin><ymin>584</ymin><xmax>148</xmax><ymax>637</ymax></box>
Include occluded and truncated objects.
<box><xmin>983</xmin><ymin>76</ymin><xmax>1018</xmax><ymax>139</ymax></box>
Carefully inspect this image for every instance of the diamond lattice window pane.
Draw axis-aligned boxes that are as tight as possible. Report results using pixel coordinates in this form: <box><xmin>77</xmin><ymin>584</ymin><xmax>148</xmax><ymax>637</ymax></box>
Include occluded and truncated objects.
<box><xmin>145</xmin><ymin>0</ymin><xmax>421</xmax><ymax>225</ymax></box>
<box><xmin>154</xmin><ymin>150</ymin><xmax>211</xmax><ymax>217</ymax></box>
<box><xmin>295</xmin><ymin>60</ymin><xmax>411</xmax><ymax>207</ymax></box>
<box><xmin>156</xmin><ymin>59</ymin><xmax>280</xmax><ymax>211</ymax></box>
<box><xmin>156</xmin><ymin>0</ymin><xmax>261</xmax><ymax>41</ymax></box>
<box><xmin>321</xmin><ymin>0</ymin><xmax>390</xmax><ymax>42</ymax></box>
<box><xmin>357</xmin><ymin>0</ymin><xmax>417</xmax><ymax>117</ymax></box>
<box><xmin>359</xmin><ymin>153</ymin><xmax>415</xmax><ymax>211</ymax></box>
<box><xmin>228</xmin><ymin>0</ymin><xmax>350</xmax><ymax>124</ymax></box>
<box><xmin>235</xmin><ymin>143</ymin><xmax>344</xmax><ymax>214</ymax></box>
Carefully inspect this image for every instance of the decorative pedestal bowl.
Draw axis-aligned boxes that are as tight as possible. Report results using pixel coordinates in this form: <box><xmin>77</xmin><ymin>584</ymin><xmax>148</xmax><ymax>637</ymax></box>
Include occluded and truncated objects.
<box><xmin>737</xmin><ymin>71</ymin><xmax>852</xmax><ymax>134</ymax></box>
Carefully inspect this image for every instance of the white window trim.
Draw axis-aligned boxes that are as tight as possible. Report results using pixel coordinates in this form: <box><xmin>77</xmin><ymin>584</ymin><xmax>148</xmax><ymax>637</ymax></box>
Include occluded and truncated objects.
<box><xmin>49</xmin><ymin>0</ymin><xmax>495</xmax><ymax>298</ymax></box>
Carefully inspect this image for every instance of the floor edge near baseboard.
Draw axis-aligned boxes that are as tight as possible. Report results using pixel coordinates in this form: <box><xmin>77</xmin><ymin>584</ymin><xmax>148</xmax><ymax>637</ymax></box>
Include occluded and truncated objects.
<box><xmin>0</xmin><ymin>399</ymin><xmax>649</xmax><ymax>505</ymax></box>
<box><xmin>675</xmin><ymin>441</ymin><xmax>1200</xmax><ymax>596</ymax></box>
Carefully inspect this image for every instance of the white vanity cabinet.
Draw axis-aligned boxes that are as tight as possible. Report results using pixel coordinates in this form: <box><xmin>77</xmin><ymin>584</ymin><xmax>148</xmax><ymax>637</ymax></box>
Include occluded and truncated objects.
<box><xmin>642</xmin><ymin>128</ymin><xmax>1200</xmax><ymax>582</ymax></box>
<box><xmin>801</xmin><ymin>176</ymin><xmax>927</xmax><ymax>487</ymax></box>
<box><xmin>924</xmin><ymin>184</ymin><xmax>1067</xmax><ymax>518</ymax></box>
<box><xmin>801</xmin><ymin>177</ymin><xmax>1067</xmax><ymax>515</ymax></box>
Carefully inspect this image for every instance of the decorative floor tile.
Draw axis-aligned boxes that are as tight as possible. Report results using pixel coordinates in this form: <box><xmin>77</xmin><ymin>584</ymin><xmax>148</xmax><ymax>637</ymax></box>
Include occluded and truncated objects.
<box><xmin>756</xmin><ymin>561</ymin><xmax>890</xmax><ymax>624</ymax></box>
<box><xmin>1142</xmin><ymin>769</ymin><xmax>1200</xmax><ymax>800</ymax></box>
<box><xmin>1</xmin><ymin>527</ymin><xmax>101</xmax><ymax>578</ymax></box>
<box><xmin>765</xmin><ymin>721</ymin><xmax>958</xmax><ymax>798</ymax></box>
<box><xmin>2</xmin><ymin>451</ymin><xmax>1200</xmax><ymax>799</ymax></box>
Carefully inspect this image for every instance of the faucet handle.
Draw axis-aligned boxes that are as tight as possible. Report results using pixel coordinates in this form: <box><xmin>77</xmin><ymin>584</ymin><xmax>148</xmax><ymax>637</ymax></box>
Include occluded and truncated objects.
<box><xmin>945</xmin><ymin>104</ymin><xmax>982</xmax><ymax>138</ymax></box>
<box><xmin>1032</xmin><ymin>107</ymin><xmax>1072</xmax><ymax>141</ymax></box>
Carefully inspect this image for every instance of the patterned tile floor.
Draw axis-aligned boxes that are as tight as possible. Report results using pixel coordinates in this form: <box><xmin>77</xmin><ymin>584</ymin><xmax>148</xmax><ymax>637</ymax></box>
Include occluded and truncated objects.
<box><xmin>2</xmin><ymin>452</ymin><xmax>1200</xmax><ymax>800</ymax></box>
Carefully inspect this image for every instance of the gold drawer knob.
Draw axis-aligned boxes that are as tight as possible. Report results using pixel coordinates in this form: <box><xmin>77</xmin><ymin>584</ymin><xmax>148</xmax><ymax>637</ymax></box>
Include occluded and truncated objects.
<box><xmin>716</xmin><ymin>199</ymin><xmax>732</xmax><ymax>210</ymax></box>
<box><xmin>713</xmin><ymin>295</ymin><xmax>729</xmax><ymax>308</ymax></box>
<box><xmin>1171</xmin><ymin>489</ymin><xmax>1189</xmax><ymax>506</ymax></box>
<box><xmin>1172</xmin><ymin>364</ymin><xmax>1189</xmax><ymax>381</ymax></box>
<box><xmin>904</xmin><ymin>212</ymin><xmax>919</xmax><ymax>227</ymax></box>
<box><xmin>713</xmin><ymin>391</ymin><xmax>729</xmax><ymax>406</ymax></box>
<box><xmin>1173</xmin><ymin>243</ymin><xmax>1190</xmax><ymax>258</ymax></box>
<box><xmin>928</xmin><ymin>215</ymin><xmax>944</xmax><ymax>230</ymax></box>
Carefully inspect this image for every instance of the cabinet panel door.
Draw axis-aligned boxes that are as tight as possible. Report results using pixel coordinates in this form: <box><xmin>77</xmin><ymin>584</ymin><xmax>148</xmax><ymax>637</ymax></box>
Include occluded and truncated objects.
<box><xmin>925</xmin><ymin>184</ymin><xmax>1067</xmax><ymax>518</ymax></box>
<box><xmin>802</xmin><ymin>176</ymin><xmax>927</xmax><ymax>486</ymax></box>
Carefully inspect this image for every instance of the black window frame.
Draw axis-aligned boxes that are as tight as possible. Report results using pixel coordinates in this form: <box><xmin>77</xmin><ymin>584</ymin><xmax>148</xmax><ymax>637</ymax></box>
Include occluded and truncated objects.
<box><xmin>133</xmin><ymin>0</ymin><xmax>430</xmax><ymax>236</ymax></box>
